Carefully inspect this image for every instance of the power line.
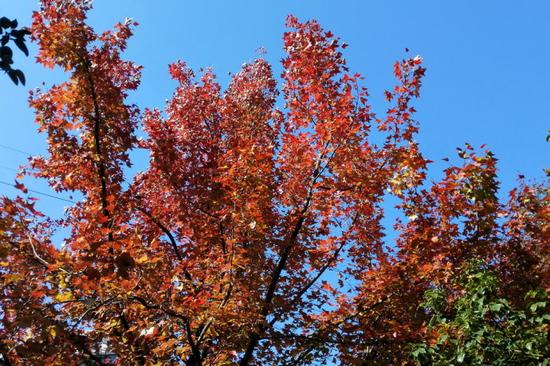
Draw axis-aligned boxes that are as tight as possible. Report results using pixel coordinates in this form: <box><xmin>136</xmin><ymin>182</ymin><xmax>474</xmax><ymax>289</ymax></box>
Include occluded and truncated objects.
<box><xmin>0</xmin><ymin>180</ymin><xmax>75</xmax><ymax>203</ymax></box>
<box><xmin>0</xmin><ymin>143</ymin><xmax>33</xmax><ymax>155</ymax></box>
<box><xmin>0</xmin><ymin>146</ymin><xmax>60</xmax><ymax>203</ymax></box>
<box><xmin>0</xmin><ymin>164</ymin><xmax>18</xmax><ymax>172</ymax></box>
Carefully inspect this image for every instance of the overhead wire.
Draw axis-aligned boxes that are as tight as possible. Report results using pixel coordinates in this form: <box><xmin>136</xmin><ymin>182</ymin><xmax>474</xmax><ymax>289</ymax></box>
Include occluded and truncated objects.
<box><xmin>0</xmin><ymin>180</ymin><xmax>75</xmax><ymax>203</ymax></box>
<box><xmin>0</xmin><ymin>143</ymin><xmax>33</xmax><ymax>155</ymax></box>
<box><xmin>0</xmin><ymin>143</ymin><xmax>76</xmax><ymax>203</ymax></box>
<box><xmin>0</xmin><ymin>164</ymin><xmax>18</xmax><ymax>172</ymax></box>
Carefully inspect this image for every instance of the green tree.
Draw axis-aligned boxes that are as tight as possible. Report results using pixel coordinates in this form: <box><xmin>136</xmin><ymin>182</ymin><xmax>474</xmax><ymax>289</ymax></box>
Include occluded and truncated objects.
<box><xmin>411</xmin><ymin>262</ymin><xmax>550</xmax><ymax>366</ymax></box>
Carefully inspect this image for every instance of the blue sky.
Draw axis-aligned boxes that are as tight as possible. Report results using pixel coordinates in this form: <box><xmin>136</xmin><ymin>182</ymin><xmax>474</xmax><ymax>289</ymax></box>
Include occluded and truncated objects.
<box><xmin>1</xmin><ymin>0</ymin><xmax>549</xmax><ymax>219</ymax></box>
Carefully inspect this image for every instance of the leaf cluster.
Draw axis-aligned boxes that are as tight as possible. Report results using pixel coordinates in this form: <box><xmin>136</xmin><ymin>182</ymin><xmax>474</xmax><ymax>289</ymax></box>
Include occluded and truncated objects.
<box><xmin>0</xmin><ymin>16</ymin><xmax>30</xmax><ymax>85</ymax></box>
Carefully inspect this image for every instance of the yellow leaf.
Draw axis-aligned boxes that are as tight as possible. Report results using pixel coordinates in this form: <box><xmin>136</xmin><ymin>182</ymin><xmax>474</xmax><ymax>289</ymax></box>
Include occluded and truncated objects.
<box><xmin>136</xmin><ymin>254</ymin><xmax>149</xmax><ymax>264</ymax></box>
<box><xmin>4</xmin><ymin>274</ymin><xmax>21</xmax><ymax>284</ymax></box>
<box><xmin>48</xmin><ymin>325</ymin><xmax>57</xmax><ymax>338</ymax></box>
<box><xmin>55</xmin><ymin>292</ymin><xmax>74</xmax><ymax>302</ymax></box>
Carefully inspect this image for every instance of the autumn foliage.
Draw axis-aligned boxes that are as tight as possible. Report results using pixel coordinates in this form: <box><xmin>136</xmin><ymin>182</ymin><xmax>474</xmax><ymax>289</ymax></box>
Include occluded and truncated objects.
<box><xmin>1</xmin><ymin>1</ymin><xmax>548</xmax><ymax>365</ymax></box>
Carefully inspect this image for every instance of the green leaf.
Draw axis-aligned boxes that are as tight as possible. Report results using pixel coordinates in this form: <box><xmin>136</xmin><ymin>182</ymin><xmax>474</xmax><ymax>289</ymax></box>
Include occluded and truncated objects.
<box><xmin>7</xmin><ymin>69</ymin><xmax>18</xmax><ymax>85</ymax></box>
<box><xmin>411</xmin><ymin>346</ymin><xmax>427</xmax><ymax>358</ymax></box>
<box><xmin>0</xmin><ymin>17</ymin><xmax>11</xmax><ymax>29</ymax></box>
<box><xmin>530</xmin><ymin>301</ymin><xmax>547</xmax><ymax>312</ymax></box>
<box><xmin>0</xmin><ymin>45</ymin><xmax>13</xmax><ymax>60</ymax></box>
<box><xmin>14</xmin><ymin>38</ymin><xmax>28</xmax><ymax>56</ymax></box>
<box><xmin>14</xmin><ymin>69</ymin><xmax>25</xmax><ymax>85</ymax></box>
<box><xmin>457</xmin><ymin>349</ymin><xmax>466</xmax><ymax>363</ymax></box>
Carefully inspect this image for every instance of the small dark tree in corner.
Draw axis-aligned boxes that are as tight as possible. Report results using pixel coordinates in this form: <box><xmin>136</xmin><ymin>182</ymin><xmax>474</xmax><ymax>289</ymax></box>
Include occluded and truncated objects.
<box><xmin>0</xmin><ymin>16</ymin><xmax>30</xmax><ymax>85</ymax></box>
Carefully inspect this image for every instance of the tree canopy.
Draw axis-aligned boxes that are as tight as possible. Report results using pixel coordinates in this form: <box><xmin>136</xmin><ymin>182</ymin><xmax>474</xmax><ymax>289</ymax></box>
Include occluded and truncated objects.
<box><xmin>0</xmin><ymin>1</ymin><xmax>548</xmax><ymax>365</ymax></box>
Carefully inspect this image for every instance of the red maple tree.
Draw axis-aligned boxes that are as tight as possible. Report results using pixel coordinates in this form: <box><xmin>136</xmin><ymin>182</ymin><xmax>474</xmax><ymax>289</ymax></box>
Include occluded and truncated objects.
<box><xmin>1</xmin><ymin>1</ymin><xmax>548</xmax><ymax>365</ymax></box>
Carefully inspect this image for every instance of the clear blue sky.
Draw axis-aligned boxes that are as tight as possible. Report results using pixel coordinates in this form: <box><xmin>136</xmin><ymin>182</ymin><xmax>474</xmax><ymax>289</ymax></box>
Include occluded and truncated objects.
<box><xmin>1</xmin><ymin>0</ymin><xmax>549</xmax><ymax>219</ymax></box>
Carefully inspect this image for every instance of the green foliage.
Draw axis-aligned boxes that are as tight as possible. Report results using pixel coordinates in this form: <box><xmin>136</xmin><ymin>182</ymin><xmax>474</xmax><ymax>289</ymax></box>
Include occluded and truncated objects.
<box><xmin>0</xmin><ymin>16</ymin><xmax>30</xmax><ymax>85</ymax></box>
<box><xmin>411</xmin><ymin>263</ymin><xmax>550</xmax><ymax>366</ymax></box>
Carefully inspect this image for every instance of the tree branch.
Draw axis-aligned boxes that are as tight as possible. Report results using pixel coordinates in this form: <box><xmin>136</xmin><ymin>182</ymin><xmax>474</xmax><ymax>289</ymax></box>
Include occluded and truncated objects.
<box><xmin>136</xmin><ymin>206</ymin><xmax>183</xmax><ymax>260</ymax></box>
<box><xmin>239</xmin><ymin>154</ymin><xmax>325</xmax><ymax>365</ymax></box>
<box><xmin>81</xmin><ymin>57</ymin><xmax>110</xmax><ymax>221</ymax></box>
<box><xmin>270</xmin><ymin>213</ymin><xmax>360</xmax><ymax>327</ymax></box>
<box><xmin>26</xmin><ymin>235</ymin><xmax>71</xmax><ymax>275</ymax></box>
